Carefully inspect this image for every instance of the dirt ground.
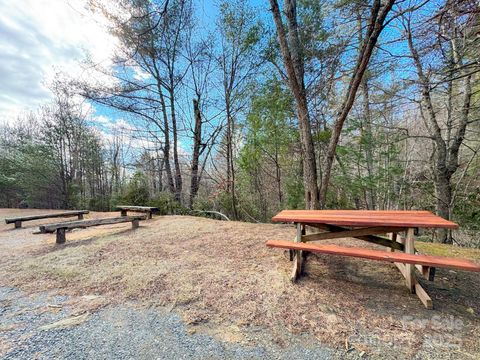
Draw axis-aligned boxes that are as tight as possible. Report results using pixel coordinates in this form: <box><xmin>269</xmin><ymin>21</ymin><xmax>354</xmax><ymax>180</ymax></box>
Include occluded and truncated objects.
<box><xmin>0</xmin><ymin>209</ymin><xmax>479</xmax><ymax>359</ymax></box>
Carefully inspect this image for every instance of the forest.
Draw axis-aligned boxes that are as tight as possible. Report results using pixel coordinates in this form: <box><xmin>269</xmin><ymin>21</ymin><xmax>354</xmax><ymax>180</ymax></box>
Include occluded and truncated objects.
<box><xmin>0</xmin><ymin>0</ymin><xmax>479</xmax><ymax>246</ymax></box>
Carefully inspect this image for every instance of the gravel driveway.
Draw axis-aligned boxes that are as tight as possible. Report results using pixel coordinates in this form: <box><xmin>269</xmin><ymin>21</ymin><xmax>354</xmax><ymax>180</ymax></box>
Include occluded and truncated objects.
<box><xmin>0</xmin><ymin>287</ymin><xmax>337</xmax><ymax>360</ymax></box>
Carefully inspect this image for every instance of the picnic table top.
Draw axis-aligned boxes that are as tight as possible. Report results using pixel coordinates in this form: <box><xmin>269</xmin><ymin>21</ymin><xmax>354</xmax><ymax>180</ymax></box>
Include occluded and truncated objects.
<box><xmin>272</xmin><ymin>210</ymin><xmax>459</xmax><ymax>229</ymax></box>
<box><xmin>115</xmin><ymin>205</ymin><xmax>159</xmax><ymax>211</ymax></box>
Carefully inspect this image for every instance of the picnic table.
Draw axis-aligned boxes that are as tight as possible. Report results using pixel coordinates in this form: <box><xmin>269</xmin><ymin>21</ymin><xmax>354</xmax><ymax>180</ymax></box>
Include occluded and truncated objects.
<box><xmin>267</xmin><ymin>210</ymin><xmax>480</xmax><ymax>309</ymax></box>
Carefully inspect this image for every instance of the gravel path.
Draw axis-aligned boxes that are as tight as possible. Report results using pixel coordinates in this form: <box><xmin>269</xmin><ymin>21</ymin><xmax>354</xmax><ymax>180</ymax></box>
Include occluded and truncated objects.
<box><xmin>0</xmin><ymin>287</ymin><xmax>336</xmax><ymax>359</ymax></box>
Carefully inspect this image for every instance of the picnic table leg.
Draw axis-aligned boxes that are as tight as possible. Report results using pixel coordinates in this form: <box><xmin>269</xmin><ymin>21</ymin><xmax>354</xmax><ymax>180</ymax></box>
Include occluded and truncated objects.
<box><xmin>14</xmin><ymin>220</ymin><xmax>22</xmax><ymax>229</ymax></box>
<box><xmin>301</xmin><ymin>224</ymin><xmax>308</xmax><ymax>260</ymax></box>
<box><xmin>78</xmin><ymin>214</ymin><xmax>84</xmax><ymax>220</ymax></box>
<box><xmin>148</xmin><ymin>211</ymin><xmax>153</xmax><ymax>219</ymax></box>
<box><xmin>390</xmin><ymin>231</ymin><xmax>433</xmax><ymax>308</ymax></box>
<box><xmin>132</xmin><ymin>219</ymin><xmax>139</xmax><ymax>229</ymax></box>
<box><xmin>121</xmin><ymin>210</ymin><xmax>127</xmax><ymax>216</ymax></box>
<box><xmin>291</xmin><ymin>223</ymin><xmax>304</xmax><ymax>282</ymax></box>
<box><xmin>56</xmin><ymin>228</ymin><xmax>66</xmax><ymax>244</ymax></box>
<box><xmin>405</xmin><ymin>228</ymin><xmax>415</xmax><ymax>293</ymax></box>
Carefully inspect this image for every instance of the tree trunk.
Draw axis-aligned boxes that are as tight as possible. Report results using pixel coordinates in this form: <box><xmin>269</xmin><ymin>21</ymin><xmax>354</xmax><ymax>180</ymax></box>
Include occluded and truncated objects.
<box><xmin>274</xmin><ymin>146</ymin><xmax>283</xmax><ymax>205</ymax></box>
<box><xmin>360</xmin><ymin>66</ymin><xmax>376</xmax><ymax>211</ymax></box>
<box><xmin>156</xmin><ymin>79</ymin><xmax>175</xmax><ymax>195</ymax></box>
<box><xmin>169</xmin><ymin>88</ymin><xmax>183</xmax><ymax>203</ymax></box>
<box><xmin>189</xmin><ymin>98</ymin><xmax>202</xmax><ymax>208</ymax></box>
<box><xmin>435</xmin><ymin>172</ymin><xmax>452</xmax><ymax>243</ymax></box>
<box><xmin>225</xmin><ymin>99</ymin><xmax>238</xmax><ymax>219</ymax></box>
<box><xmin>356</xmin><ymin>8</ymin><xmax>376</xmax><ymax>210</ymax></box>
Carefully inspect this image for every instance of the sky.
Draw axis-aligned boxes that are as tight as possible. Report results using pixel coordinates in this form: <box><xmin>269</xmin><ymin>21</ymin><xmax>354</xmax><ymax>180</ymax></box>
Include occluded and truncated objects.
<box><xmin>0</xmin><ymin>0</ymin><xmax>118</xmax><ymax>124</ymax></box>
<box><xmin>0</xmin><ymin>0</ymin><xmax>415</xmax><ymax>130</ymax></box>
<box><xmin>0</xmin><ymin>0</ymin><xmax>233</xmax><ymax>161</ymax></box>
<box><xmin>0</xmin><ymin>0</ymin><xmax>267</xmax><ymax>125</ymax></box>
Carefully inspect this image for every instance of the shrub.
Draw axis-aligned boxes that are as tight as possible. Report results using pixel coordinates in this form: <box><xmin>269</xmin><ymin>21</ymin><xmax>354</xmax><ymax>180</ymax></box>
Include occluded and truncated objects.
<box><xmin>117</xmin><ymin>171</ymin><xmax>150</xmax><ymax>206</ymax></box>
<box><xmin>149</xmin><ymin>192</ymin><xmax>188</xmax><ymax>215</ymax></box>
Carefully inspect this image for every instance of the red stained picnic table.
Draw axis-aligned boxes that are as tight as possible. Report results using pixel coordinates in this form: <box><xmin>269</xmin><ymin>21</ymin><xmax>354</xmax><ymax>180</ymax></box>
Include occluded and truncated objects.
<box><xmin>268</xmin><ymin>210</ymin><xmax>479</xmax><ymax>309</ymax></box>
<box><xmin>272</xmin><ymin>210</ymin><xmax>458</xmax><ymax>229</ymax></box>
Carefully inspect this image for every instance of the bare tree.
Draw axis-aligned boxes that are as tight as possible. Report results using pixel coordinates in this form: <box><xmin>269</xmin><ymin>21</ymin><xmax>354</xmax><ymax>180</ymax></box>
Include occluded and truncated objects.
<box><xmin>319</xmin><ymin>0</ymin><xmax>396</xmax><ymax>206</ymax></box>
<box><xmin>216</xmin><ymin>0</ymin><xmax>262</xmax><ymax>218</ymax></box>
<box><xmin>80</xmin><ymin>0</ymin><xmax>191</xmax><ymax>202</ymax></box>
<box><xmin>269</xmin><ymin>0</ymin><xmax>319</xmax><ymax>209</ymax></box>
<box><xmin>403</xmin><ymin>0</ymin><xmax>480</xmax><ymax>242</ymax></box>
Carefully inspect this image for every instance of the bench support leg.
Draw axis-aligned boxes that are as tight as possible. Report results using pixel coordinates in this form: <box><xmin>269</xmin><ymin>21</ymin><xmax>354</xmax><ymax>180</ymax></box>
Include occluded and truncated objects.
<box><xmin>405</xmin><ymin>228</ymin><xmax>415</xmax><ymax>293</ymax></box>
<box><xmin>291</xmin><ymin>223</ymin><xmax>305</xmax><ymax>282</ymax></box>
<box><xmin>390</xmin><ymin>231</ymin><xmax>433</xmax><ymax>309</ymax></box>
<box><xmin>121</xmin><ymin>210</ymin><xmax>127</xmax><ymax>216</ymax></box>
<box><xmin>132</xmin><ymin>219</ymin><xmax>139</xmax><ymax>229</ymax></box>
<box><xmin>14</xmin><ymin>221</ymin><xmax>22</xmax><ymax>229</ymax></box>
<box><xmin>428</xmin><ymin>267</ymin><xmax>436</xmax><ymax>281</ymax></box>
<box><xmin>414</xmin><ymin>281</ymin><xmax>433</xmax><ymax>309</ymax></box>
<box><xmin>148</xmin><ymin>212</ymin><xmax>153</xmax><ymax>219</ymax></box>
<box><xmin>56</xmin><ymin>228</ymin><xmax>66</xmax><ymax>244</ymax></box>
<box><xmin>78</xmin><ymin>214</ymin><xmax>84</xmax><ymax>220</ymax></box>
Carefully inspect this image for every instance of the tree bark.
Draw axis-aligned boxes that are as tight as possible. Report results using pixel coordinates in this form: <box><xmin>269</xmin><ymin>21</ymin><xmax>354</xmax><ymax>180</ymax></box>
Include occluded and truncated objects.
<box><xmin>357</xmin><ymin>9</ymin><xmax>376</xmax><ymax>210</ymax></box>
<box><xmin>169</xmin><ymin>88</ymin><xmax>183</xmax><ymax>202</ymax></box>
<box><xmin>225</xmin><ymin>98</ymin><xmax>238</xmax><ymax>218</ymax></box>
<box><xmin>189</xmin><ymin>98</ymin><xmax>202</xmax><ymax>208</ymax></box>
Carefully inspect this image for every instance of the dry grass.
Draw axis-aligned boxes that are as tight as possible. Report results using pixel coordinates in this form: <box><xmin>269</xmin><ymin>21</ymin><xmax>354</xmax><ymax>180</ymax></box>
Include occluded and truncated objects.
<box><xmin>0</xmin><ymin>209</ymin><xmax>479</xmax><ymax>358</ymax></box>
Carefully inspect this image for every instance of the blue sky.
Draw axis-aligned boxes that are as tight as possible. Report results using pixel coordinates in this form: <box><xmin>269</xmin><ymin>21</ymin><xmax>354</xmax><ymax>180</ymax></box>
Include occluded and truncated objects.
<box><xmin>0</xmin><ymin>1</ymin><xmax>219</xmax><ymax>121</ymax></box>
<box><xmin>0</xmin><ymin>0</ymin><xmax>428</xmax><ymax>135</ymax></box>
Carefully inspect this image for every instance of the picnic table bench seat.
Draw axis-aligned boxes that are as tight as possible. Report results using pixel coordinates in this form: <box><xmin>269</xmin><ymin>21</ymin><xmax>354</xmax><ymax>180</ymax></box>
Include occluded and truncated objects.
<box><xmin>5</xmin><ymin>210</ymin><xmax>89</xmax><ymax>229</ymax></box>
<box><xmin>115</xmin><ymin>206</ymin><xmax>159</xmax><ymax>219</ymax></box>
<box><xmin>267</xmin><ymin>240</ymin><xmax>480</xmax><ymax>273</ymax></box>
<box><xmin>267</xmin><ymin>209</ymin><xmax>474</xmax><ymax>309</ymax></box>
<box><xmin>39</xmin><ymin>215</ymin><xmax>147</xmax><ymax>244</ymax></box>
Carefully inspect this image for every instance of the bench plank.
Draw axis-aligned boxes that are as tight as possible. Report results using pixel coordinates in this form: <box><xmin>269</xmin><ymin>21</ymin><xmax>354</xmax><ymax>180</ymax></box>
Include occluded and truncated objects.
<box><xmin>40</xmin><ymin>216</ymin><xmax>147</xmax><ymax>233</ymax></box>
<box><xmin>116</xmin><ymin>206</ymin><xmax>159</xmax><ymax>219</ymax></box>
<box><xmin>266</xmin><ymin>240</ymin><xmax>480</xmax><ymax>272</ymax></box>
<box><xmin>5</xmin><ymin>210</ymin><xmax>89</xmax><ymax>224</ymax></box>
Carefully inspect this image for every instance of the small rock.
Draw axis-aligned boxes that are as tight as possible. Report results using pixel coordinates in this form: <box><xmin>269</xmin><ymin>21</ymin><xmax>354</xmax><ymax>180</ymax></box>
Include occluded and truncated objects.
<box><xmin>39</xmin><ymin>312</ymin><xmax>89</xmax><ymax>331</ymax></box>
<box><xmin>466</xmin><ymin>307</ymin><xmax>475</xmax><ymax>315</ymax></box>
<box><xmin>359</xmin><ymin>351</ymin><xmax>366</xmax><ymax>358</ymax></box>
<box><xmin>47</xmin><ymin>304</ymin><xmax>62</xmax><ymax>308</ymax></box>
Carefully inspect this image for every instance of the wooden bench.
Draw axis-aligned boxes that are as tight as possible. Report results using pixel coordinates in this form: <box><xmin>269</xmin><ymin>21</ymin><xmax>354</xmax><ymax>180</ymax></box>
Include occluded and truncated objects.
<box><xmin>39</xmin><ymin>216</ymin><xmax>147</xmax><ymax>244</ymax></box>
<box><xmin>267</xmin><ymin>240</ymin><xmax>480</xmax><ymax>272</ymax></box>
<box><xmin>115</xmin><ymin>206</ymin><xmax>159</xmax><ymax>219</ymax></box>
<box><xmin>5</xmin><ymin>210</ymin><xmax>89</xmax><ymax>229</ymax></box>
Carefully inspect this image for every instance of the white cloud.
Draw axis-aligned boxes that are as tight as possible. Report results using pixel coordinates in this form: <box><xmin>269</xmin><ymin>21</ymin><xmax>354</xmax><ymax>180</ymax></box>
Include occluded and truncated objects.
<box><xmin>132</xmin><ymin>66</ymin><xmax>152</xmax><ymax>81</ymax></box>
<box><xmin>0</xmin><ymin>0</ymin><xmax>119</xmax><ymax>124</ymax></box>
<box><xmin>90</xmin><ymin>114</ymin><xmax>112</xmax><ymax>125</ymax></box>
<box><xmin>113</xmin><ymin>118</ymin><xmax>136</xmax><ymax>132</ymax></box>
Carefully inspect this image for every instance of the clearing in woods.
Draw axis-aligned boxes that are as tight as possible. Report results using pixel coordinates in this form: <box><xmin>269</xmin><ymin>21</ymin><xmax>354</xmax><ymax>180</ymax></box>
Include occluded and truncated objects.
<box><xmin>0</xmin><ymin>209</ymin><xmax>479</xmax><ymax>359</ymax></box>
